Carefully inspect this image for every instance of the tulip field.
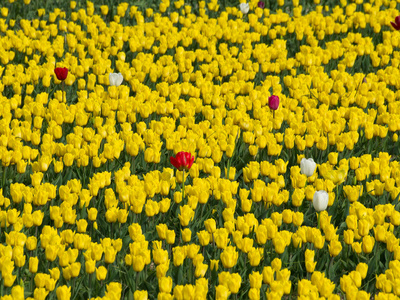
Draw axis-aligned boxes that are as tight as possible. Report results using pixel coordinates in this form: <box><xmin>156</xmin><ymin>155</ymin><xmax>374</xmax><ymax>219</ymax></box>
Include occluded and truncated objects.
<box><xmin>1</xmin><ymin>0</ymin><xmax>400</xmax><ymax>299</ymax></box>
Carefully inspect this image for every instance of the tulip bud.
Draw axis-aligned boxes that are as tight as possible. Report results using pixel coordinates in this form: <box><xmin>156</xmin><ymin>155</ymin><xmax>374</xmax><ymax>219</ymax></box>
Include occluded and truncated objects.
<box><xmin>300</xmin><ymin>158</ymin><xmax>316</xmax><ymax>177</ymax></box>
<box><xmin>109</xmin><ymin>73</ymin><xmax>123</xmax><ymax>86</ymax></box>
<box><xmin>268</xmin><ymin>95</ymin><xmax>280</xmax><ymax>110</ymax></box>
<box><xmin>312</xmin><ymin>190</ymin><xmax>329</xmax><ymax>212</ymax></box>
<box><xmin>239</xmin><ymin>2</ymin><xmax>249</xmax><ymax>14</ymax></box>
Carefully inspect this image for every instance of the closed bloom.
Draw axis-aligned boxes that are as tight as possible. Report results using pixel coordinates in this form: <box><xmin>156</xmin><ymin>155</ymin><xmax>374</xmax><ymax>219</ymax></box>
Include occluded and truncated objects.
<box><xmin>362</xmin><ymin>236</ymin><xmax>375</xmax><ymax>254</ymax></box>
<box><xmin>313</xmin><ymin>190</ymin><xmax>329</xmax><ymax>212</ymax></box>
<box><xmin>216</xmin><ymin>284</ymin><xmax>231</xmax><ymax>300</ymax></box>
<box><xmin>268</xmin><ymin>95</ymin><xmax>279</xmax><ymax>110</ymax></box>
<box><xmin>11</xmin><ymin>286</ymin><xmax>24</xmax><ymax>300</ymax></box>
<box><xmin>300</xmin><ymin>158</ymin><xmax>316</xmax><ymax>177</ymax></box>
<box><xmin>109</xmin><ymin>73</ymin><xmax>124</xmax><ymax>86</ymax></box>
<box><xmin>29</xmin><ymin>256</ymin><xmax>39</xmax><ymax>273</ymax></box>
<box><xmin>391</xmin><ymin>16</ymin><xmax>400</xmax><ymax>30</ymax></box>
<box><xmin>96</xmin><ymin>266</ymin><xmax>107</xmax><ymax>281</ymax></box>
<box><xmin>56</xmin><ymin>285</ymin><xmax>71</xmax><ymax>300</ymax></box>
<box><xmin>178</xmin><ymin>205</ymin><xmax>194</xmax><ymax>227</ymax></box>
<box><xmin>170</xmin><ymin>151</ymin><xmax>194</xmax><ymax>171</ymax></box>
<box><xmin>258</xmin><ymin>1</ymin><xmax>265</xmax><ymax>8</ymax></box>
<box><xmin>54</xmin><ymin>67</ymin><xmax>68</xmax><ymax>81</ymax></box>
<box><xmin>239</xmin><ymin>2</ymin><xmax>249</xmax><ymax>14</ymax></box>
<box><xmin>220</xmin><ymin>246</ymin><xmax>238</xmax><ymax>269</ymax></box>
<box><xmin>158</xmin><ymin>276</ymin><xmax>173</xmax><ymax>293</ymax></box>
<box><xmin>134</xmin><ymin>290</ymin><xmax>148</xmax><ymax>300</ymax></box>
<box><xmin>328</xmin><ymin>239</ymin><xmax>342</xmax><ymax>257</ymax></box>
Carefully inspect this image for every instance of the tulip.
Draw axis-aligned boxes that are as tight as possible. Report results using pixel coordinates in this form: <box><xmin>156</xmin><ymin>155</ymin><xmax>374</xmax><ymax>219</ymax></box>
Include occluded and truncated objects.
<box><xmin>109</xmin><ymin>72</ymin><xmax>123</xmax><ymax>86</ymax></box>
<box><xmin>249</xmin><ymin>271</ymin><xmax>263</xmax><ymax>289</ymax></box>
<box><xmin>54</xmin><ymin>67</ymin><xmax>68</xmax><ymax>103</ymax></box>
<box><xmin>11</xmin><ymin>286</ymin><xmax>24</xmax><ymax>300</ymax></box>
<box><xmin>54</xmin><ymin>67</ymin><xmax>68</xmax><ymax>81</ymax></box>
<box><xmin>257</xmin><ymin>1</ymin><xmax>265</xmax><ymax>8</ymax></box>
<box><xmin>29</xmin><ymin>257</ymin><xmax>39</xmax><ymax>273</ymax></box>
<box><xmin>391</xmin><ymin>16</ymin><xmax>400</xmax><ymax>30</ymax></box>
<box><xmin>134</xmin><ymin>290</ymin><xmax>148</xmax><ymax>300</ymax></box>
<box><xmin>268</xmin><ymin>95</ymin><xmax>279</xmax><ymax>110</ymax></box>
<box><xmin>96</xmin><ymin>266</ymin><xmax>107</xmax><ymax>281</ymax></box>
<box><xmin>170</xmin><ymin>151</ymin><xmax>194</xmax><ymax>171</ymax></box>
<box><xmin>220</xmin><ymin>246</ymin><xmax>238</xmax><ymax>268</ymax></box>
<box><xmin>53</xmin><ymin>284</ymin><xmax>70</xmax><ymax>299</ymax></box>
<box><xmin>170</xmin><ymin>151</ymin><xmax>194</xmax><ymax>200</ymax></box>
<box><xmin>328</xmin><ymin>239</ymin><xmax>342</xmax><ymax>257</ymax></box>
<box><xmin>158</xmin><ymin>276</ymin><xmax>173</xmax><ymax>293</ymax></box>
<box><xmin>216</xmin><ymin>285</ymin><xmax>231</xmax><ymax>300</ymax></box>
<box><xmin>313</xmin><ymin>190</ymin><xmax>329</xmax><ymax>212</ymax></box>
<box><xmin>313</xmin><ymin>190</ymin><xmax>329</xmax><ymax>230</ymax></box>
<box><xmin>300</xmin><ymin>158</ymin><xmax>316</xmax><ymax>177</ymax></box>
<box><xmin>239</xmin><ymin>2</ymin><xmax>249</xmax><ymax>14</ymax></box>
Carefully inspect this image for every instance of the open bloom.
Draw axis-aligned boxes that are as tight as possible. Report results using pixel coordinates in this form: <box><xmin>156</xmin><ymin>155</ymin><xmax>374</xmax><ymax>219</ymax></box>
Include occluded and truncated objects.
<box><xmin>313</xmin><ymin>190</ymin><xmax>329</xmax><ymax>212</ymax></box>
<box><xmin>268</xmin><ymin>95</ymin><xmax>279</xmax><ymax>110</ymax></box>
<box><xmin>170</xmin><ymin>152</ymin><xmax>194</xmax><ymax>171</ymax></box>
<box><xmin>391</xmin><ymin>16</ymin><xmax>400</xmax><ymax>30</ymax></box>
<box><xmin>239</xmin><ymin>3</ymin><xmax>249</xmax><ymax>14</ymax></box>
<box><xmin>109</xmin><ymin>73</ymin><xmax>124</xmax><ymax>86</ymax></box>
<box><xmin>300</xmin><ymin>158</ymin><xmax>316</xmax><ymax>177</ymax></box>
<box><xmin>54</xmin><ymin>68</ymin><xmax>68</xmax><ymax>81</ymax></box>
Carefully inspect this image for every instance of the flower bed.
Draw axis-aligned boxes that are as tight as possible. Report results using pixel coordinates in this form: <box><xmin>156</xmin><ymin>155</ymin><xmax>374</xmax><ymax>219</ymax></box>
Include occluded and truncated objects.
<box><xmin>0</xmin><ymin>0</ymin><xmax>399</xmax><ymax>299</ymax></box>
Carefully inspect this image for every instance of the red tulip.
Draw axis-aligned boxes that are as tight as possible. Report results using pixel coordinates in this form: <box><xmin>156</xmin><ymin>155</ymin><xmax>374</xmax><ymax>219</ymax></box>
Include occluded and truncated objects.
<box><xmin>391</xmin><ymin>16</ymin><xmax>400</xmax><ymax>30</ymax></box>
<box><xmin>268</xmin><ymin>95</ymin><xmax>279</xmax><ymax>110</ymax></box>
<box><xmin>170</xmin><ymin>152</ymin><xmax>194</xmax><ymax>171</ymax></box>
<box><xmin>54</xmin><ymin>67</ymin><xmax>68</xmax><ymax>81</ymax></box>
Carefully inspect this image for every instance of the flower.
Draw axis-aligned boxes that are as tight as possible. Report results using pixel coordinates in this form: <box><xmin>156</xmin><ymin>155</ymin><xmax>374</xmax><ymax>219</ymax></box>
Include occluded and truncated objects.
<box><xmin>391</xmin><ymin>16</ymin><xmax>400</xmax><ymax>30</ymax></box>
<box><xmin>220</xmin><ymin>246</ymin><xmax>238</xmax><ymax>268</ymax></box>
<box><xmin>300</xmin><ymin>158</ymin><xmax>316</xmax><ymax>177</ymax></box>
<box><xmin>312</xmin><ymin>190</ymin><xmax>329</xmax><ymax>212</ymax></box>
<box><xmin>257</xmin><ymin>1</ymin><xmax>265</xmax><ymax>8</ymax></box>
<box><xmin>96</xmin><ymin>266</ymin><xmax>107</xmax><ymax>281</ymax></box>
<box><xmin>56</xmin><ymin>285</ymin><xmax>71</xmax><ymax>300</ymax></box>
<box><xmin>170</xmin><ymin>152</ymin><xmax>194</xmax><ymax>171</ymax></box>
<box><xmin>54</xmin><ymin>67</ymin><xmax>68</xmax><ymax>81</ymax></box>
<box><xmin>268</xmin><ymin>95</ymin><xmax>279</xmax><ymax>110</ymax></box>
<box><xmin>239</xmin><ymin>3</ymin><xmax>249</xmax><ymax>14</ymax></box>
<box><xmin>109</xmin><ymin>73</ymin><xmax>124</xmax><ymax>86</ymax></box>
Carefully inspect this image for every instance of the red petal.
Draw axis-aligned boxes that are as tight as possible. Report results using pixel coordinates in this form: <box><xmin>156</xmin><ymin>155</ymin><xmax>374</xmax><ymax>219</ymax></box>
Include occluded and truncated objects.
<box><xmin>392</xmin><ymin>22</ymin><xmax>400</xmax><ymax>30</ymax></box>
<box><xmin>170</xmin><ymin>156</ymin><xmax>181</xmax><ymax>170</ymax></box>
<box><xmin>188</xmin><ymin>155</ymin><xmax>194</xmax><ymax>169</ymax></box>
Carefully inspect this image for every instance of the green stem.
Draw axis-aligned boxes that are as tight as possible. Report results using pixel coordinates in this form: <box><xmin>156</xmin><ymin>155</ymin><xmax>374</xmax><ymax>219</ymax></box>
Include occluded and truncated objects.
<box><xmin>226</xmin><ymin>159</ymin><xmax>231</xmax><ymax>180</ymax></box>
<box><xmin>88</xmin><ymin>273</ymin><xmax>92</xmax><ymax>299</ymax></box>
<box><xmin>135</xmin><ymin>271</ymin><xmax>139</xmax><ymax>290</ymax></box>
<box><xmin>2</xmin><ymin>165</ymin><xmax>6</xmax><ymax>188</ymax></box>
<box><xmin>317</xmin><ymin>211</ymin><xmax>321</xmax><ymax>230</ymax></box>
<box><xmin>182</xmin><ymin>169</ymin><xmax>185</xmax><ymax>201</ymax></box>
<box><xmin>62</xmin><ymin>81</ymin><xmax>65</xmax><ymax>103</ymax></box>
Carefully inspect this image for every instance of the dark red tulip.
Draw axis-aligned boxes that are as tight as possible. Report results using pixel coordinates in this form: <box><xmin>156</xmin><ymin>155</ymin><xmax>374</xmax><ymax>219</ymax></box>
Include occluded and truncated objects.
<box><xmin>258</xmin><ymin>1</ymin><xmax>265</xmax><ymax>9</ymax></box>
<box><xmin>54</xmin><ymin>67</ymin><xmax>68</xmax><ymax>81</ymax></box>
<box><xmin>170</xmin><ymin>152</ymin><xmax>194</xmax><ymax>171</ymax></box>
<box><xmin>391</xmin><ymin>16</ymin><xmax>400</xmax><ymax>30</ymax></box>
<box><xmin>268</xmin><ymin>95</ymin><xmax>279</xmax><ymax>110</ymax></box>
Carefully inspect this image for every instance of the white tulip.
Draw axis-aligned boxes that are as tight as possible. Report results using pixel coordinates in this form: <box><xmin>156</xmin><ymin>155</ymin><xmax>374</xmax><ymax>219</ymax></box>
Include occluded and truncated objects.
<box><xmin>239</xmin><ymin>2</ymin><xmax>250</xmax><ymax>14</ymax></box>
<box><xmin>300</xmin><ymin>158</ymin><xmax>316</xmax><ymax>177</ymax></box>
<box><xmin>313</xmin><ymin>190</ymin><xmax>329</xmax><ymax>212</ymax></box>
<box><xmin>109</xmin><ymin>73</ymin><xmax>123</xmax><ymax>86</ymax></box>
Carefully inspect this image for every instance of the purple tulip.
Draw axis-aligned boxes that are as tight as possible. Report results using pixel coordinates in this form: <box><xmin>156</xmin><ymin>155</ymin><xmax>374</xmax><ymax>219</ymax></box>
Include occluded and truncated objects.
<box><xmin>258</xmin><ymin>1</ymin><xmax>265</xmax><ymax>9</ymax></box>
<box><xmin>268</xmin><ymin>95</ymin><xmax>279</xmax><ymax>110</ymax></box>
